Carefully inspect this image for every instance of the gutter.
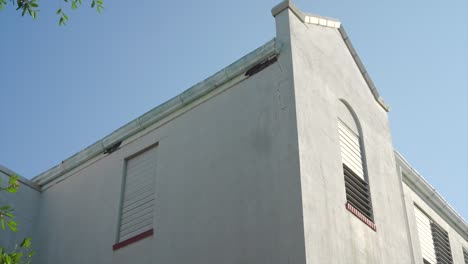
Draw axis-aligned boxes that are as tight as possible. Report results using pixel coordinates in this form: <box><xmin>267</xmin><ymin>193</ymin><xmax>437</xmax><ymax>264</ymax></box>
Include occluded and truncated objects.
<box><xmin>395</xmin><ymin>150</ymin><xmax>468</xmax><ymax>241</ymax></box>
<box><xmin>32</xmin><ymin>38</ymin><xmax>280</xmax><ymax>187</ymax></box>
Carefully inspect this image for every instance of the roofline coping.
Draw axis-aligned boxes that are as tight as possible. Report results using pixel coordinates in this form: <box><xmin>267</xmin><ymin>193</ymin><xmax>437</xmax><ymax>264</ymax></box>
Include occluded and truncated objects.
<box><xmin>0</xmin><ymin>165</ymin><xmax>40</xmax><ymax>191</ymax></box>
<box><xmin>32</xmin><ymin>38</ymin><xmax>280</xmax><ymax>186</ymax></box>
<box><xmin>272</xmin><ymin>0</ymin><xmax>341</xmax><ymax>28</ymax></box>
<box><xmin>395</xmin><ymin>150</ymin><xmax>468</xmax><ymax>240</ymax></box>
<box><xmin>272</xmin><ymin>0</ymin><xmax>390</xmax><ymax>112</ymax></box>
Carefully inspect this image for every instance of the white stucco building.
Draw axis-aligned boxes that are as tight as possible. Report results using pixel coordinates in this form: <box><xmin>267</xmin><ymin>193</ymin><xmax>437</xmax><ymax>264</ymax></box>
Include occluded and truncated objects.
<box><xmin>1</xmin><ymin>1</ymin><xmax>467</xmax><ymax>263</ymax></box>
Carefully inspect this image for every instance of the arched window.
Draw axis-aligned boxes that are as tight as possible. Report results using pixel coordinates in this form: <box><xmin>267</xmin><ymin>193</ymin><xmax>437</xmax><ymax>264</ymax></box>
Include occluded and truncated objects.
<box><xmin>337</xmin><ymin>100</ymin><xmax>375</xmax><ymax>228</ymax></box>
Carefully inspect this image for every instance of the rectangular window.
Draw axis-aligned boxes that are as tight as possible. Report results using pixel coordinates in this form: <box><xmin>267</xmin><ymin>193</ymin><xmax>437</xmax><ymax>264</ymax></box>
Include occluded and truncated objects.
<box><xmin>113</xmin><ymin>145</ymin><xmax>157</xmax><ymax>250</ymax></box>
<box><xmin>414</xmin><ymin>206</ymin><xmax>453</xmax><ymax>264</ymax></box>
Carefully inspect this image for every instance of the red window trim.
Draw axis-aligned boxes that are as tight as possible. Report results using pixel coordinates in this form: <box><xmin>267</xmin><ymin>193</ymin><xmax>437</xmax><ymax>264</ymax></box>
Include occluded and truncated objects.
<box><xmin>346</xmin><ymin>202</ymin><xmax>377</xmax><ymax>231</ymax></box>
<box><xmin>112</xmin><ymin>229</ymin><xmax>154</xmax><ymax>251</ymax></box>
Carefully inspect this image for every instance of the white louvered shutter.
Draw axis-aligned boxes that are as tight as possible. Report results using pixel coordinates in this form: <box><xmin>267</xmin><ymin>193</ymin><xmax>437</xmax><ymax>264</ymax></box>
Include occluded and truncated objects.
<box><xmin>414</xmin><ymin>206</ymin><xmax>437</xmax><ymax>264</ymax></box>
<box><xmin>118</xmin><ymin>146</ymin><xmax>157</xmax><ymax>242</ymax></box>
<box><xmin>338</xmin><ymin>119</ymin><xmax>364</xmax><ymax>180</ymax></box>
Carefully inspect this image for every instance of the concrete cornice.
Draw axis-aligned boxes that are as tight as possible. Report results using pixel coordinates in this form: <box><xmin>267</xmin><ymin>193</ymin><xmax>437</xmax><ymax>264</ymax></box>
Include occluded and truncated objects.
<box><xmin>0</xmin><ymin>164</ymin><xmax>40</xmax><ymax>191</ymax></box>
<box><xmin>32</xmin><ymin>39</ymin><xmax>280</xmax><ymax>187</ymax></box>
<box><xmin>395</xmin><ymin>150</ymin><xmax>468</xmax><ymax>241</ymax></box>
<box><xmin>272</xmin><ymin>0</ymin><xmax>390</xmax><ymax>112</ymax></box>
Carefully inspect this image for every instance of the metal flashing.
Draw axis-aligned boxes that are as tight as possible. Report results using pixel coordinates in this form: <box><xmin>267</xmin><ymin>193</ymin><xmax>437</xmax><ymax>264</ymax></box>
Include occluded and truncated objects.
<box><xmin>395</xmin><ymin>150</ymin><xmax>468</xmax><ymax>241</ymax></box>
<box><xmin>338</xmin><ymin>26</ymin><xmax>390</xmax><ymax>111</ymax></box>
<box><xmin>272</xmin><ymin>0</ymin><xmax>390</xmax><ymax>112</ymax></box>
<box><xmin>32</xmin><ymin>39</ymin><xmax>279</xmax><ymax>186</ymax></box>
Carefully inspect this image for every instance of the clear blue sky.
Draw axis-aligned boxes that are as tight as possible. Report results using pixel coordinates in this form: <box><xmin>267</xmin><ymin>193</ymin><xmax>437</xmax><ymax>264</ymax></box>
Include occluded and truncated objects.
<box><xmin>1</xmin><ymin>0</ymin><xmax>467</xmax><ymax>219</ymax></box>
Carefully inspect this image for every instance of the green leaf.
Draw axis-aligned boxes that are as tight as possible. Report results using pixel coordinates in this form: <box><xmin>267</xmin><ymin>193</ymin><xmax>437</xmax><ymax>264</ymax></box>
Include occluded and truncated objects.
<box><xmin>7</xmin><ymin>175</ymin><xmax>19</xmax><ymax>193</ymax></box>
<box><xmin>20</xmin><ymin>238</ymin><xmax>32</xmax><ymax>249</ymax></box>
<box><xmin>4</xmin><ymin>212</ymin><xmax>14</xmax><ymax>218</ymax></box>
<box><xmin>71</xmin><ymin>2</ymin><xmax>77</xmax><ymax>9</ymax></box>
<box><xmin>97</xmin><ymin>0</ymin><xmax>102</xmax><ymax>5</ymax></box>
<box><xmin>96</xmin><ymin>5</ymin><xmax>101</xmax><ymax>13</ymax></box>
<box><xmin>56</xmin><ymin>8</ymin><xmax>61</xmax><ymax>14</ymax></box>
<box><xmin>6</xmin><ymin>186</ymin><xmax>17</xmax><ymax>193</ymax></box>
<box><xmin>8</xmin><ymin>175</ymin><xmax>19</xmax><ymax>185</ymax></box>
<box><xmin>14</xmin><ymin>252</ymin><xmax>22</xmax><ymax>262</ymax></box>
<box><xmin>29</xmin><ymin>2</ymin><xmax>37</xmax><ymax>7</ymax></box>
<box><xmin>91</xmin><ymin>0</ymin><xmax>95</xmax><ymax>8</ymax></box>
<box><xmin>63</xmin><ymin>13</ymin><xmax>68</xmax><ymax>20</ymax></box>
<box><xmin>0</xmin><ymin>205</ymin><xmax>12</xmax><ymax>211</ymax></box>
<box><xmin>6</xmin><ymin>220</ymin><xmax>17</xmax><ymax>232</ymax></box>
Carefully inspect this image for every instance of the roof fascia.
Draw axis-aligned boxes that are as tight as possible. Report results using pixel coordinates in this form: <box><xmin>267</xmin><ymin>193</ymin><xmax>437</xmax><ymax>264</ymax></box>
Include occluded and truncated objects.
<box><xmin>32</xmin><ymin>39</ymin><xmax>280</xmax><ymax>187</ymax></box>
<box><xmin>395</xmin><ymin>150</ymin><xmax>468</xmax><ymax>240</ymax></box>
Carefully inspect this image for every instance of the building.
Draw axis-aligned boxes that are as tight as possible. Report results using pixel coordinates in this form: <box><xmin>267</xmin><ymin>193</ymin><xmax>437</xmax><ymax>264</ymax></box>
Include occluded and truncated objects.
<box><xmin>1</xmin><ymin>1</ymin><xmax>467</xmax><ymax>263</ymax></box>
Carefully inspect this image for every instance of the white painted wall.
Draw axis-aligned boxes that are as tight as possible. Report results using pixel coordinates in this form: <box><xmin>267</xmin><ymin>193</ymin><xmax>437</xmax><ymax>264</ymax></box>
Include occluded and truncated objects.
<box><xmin>402</xmin><ymin>182</ymin><xmax>468</xmax><ymax>264</ymax></box>
<box><xmin>3</xmin><ymin>3</ymin><xmax>465</xmax><ymax>264</ymax></box>
<box><xmin>274</xmin><ymin>7</ymin><xmax>415</xmax><ymax>264</ymax></box>
<box><xmin>0</xmin><ymin>168</ymin><xmax>40</xmax><ymax>252</ymax></box>
<box><xmin>33</xmin><ymin>36</ymin><xmax>306</xmax><ymax>264</ymax></box>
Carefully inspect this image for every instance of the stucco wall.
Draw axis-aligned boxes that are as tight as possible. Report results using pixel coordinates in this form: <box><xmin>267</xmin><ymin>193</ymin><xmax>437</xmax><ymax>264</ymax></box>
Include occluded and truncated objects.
<box><xmin>33</xmin><ymin>42</ymin><xmax>307</xmax><ymax>263</ymax></box>
<box><xmin>276</xmin><ymin>8</ymin><xmax>414</xmax><ymax>264</ymax></box>
<box><xmin>0</xmin><ymin>168</ymin><xmax>40</xmax><ymax>252</ymax></box>
<box><xmin>402</xmin><ymin>182</ymin><xmax>468</xmax><ymax>264</ymax></box>
<box><xmin>12</xmin><ymin>4</ymin><xmax>466</xmax><ymax>264</ymax></box>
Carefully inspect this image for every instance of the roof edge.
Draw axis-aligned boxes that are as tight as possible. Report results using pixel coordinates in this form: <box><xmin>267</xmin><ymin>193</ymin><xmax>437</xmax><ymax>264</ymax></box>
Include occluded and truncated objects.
<box><xmin>338</xmin><ymin>27</ymin><xmax>390</xmax><ymax>112</ymax></box>
<box><xmin>0</xmin><ymin>165</ymin><xmax>40</xmax><ymax>191</ymax></box>
<box><xmin>272</xmin><ymin>0</ymin><xmax>390</xmax><ymax>112</ymax></box>
<box><xmin>395</xmin><ymin>150</ymin><xmax>468</xmax><ymax>240</ymax></box>
<box><xmin>32</xmin><ymin>38</ymin><xmax>280</xmax><ymax>186</ymax></box>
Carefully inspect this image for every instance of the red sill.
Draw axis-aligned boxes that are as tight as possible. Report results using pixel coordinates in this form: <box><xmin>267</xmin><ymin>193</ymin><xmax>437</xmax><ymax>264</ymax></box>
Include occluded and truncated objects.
<box><xmin>346</xmin><ymin>202</ymin><xmax>377</xmax><ymax>231</ymax></box>
<box><xmin>113</xmin><ymin>229</ymin><xmax>154</xmax><ymax>251</ymax></box>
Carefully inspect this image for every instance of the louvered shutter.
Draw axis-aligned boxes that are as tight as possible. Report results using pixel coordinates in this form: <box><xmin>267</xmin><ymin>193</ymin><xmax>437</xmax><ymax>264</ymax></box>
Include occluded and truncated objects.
<box><xmin>343</xmin><ymin>164</ymin><xmax>373</xmax><ymax>220</ymax></box>
<box><xmin>118</xmin><ymin>146</ymin><xmax>157</xmax><ymax>242</ymax></box>
<box><xmin>414</xmin><ymin>206</ymin><xmax>437</xmax><ymax>264</ymax></box>
<box><xmin>338</xmin><ymin>119</ymin><xmax>364</xmax><ymax>180</ymax></box>
<box><xmin>431</xmin><ymin>222</ymin><xmax>453</xmax><ymax>264</ymax></box>
<box><xmin>338</xmin><ymin>117</ymin><xmax>374</xmax><ymax>223</ymax></box>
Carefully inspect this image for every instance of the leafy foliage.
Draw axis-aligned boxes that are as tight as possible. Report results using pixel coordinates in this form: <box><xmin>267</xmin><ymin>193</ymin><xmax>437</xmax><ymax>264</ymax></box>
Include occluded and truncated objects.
<box><xmin>0</xmin><ymin>0</ymin><xmax>103</xmax><ymax>25</ymax></box>
<box><xmin>0</xmin><ymin>175</ymin><xmax>34</xmax><ymax>264</ymax></box>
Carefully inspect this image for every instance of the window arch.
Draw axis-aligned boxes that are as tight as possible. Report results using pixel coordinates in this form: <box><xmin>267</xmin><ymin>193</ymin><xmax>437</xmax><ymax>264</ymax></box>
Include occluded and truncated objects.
<box><xmin>337</xmin><ymin>99</ymin><xmax>367</xmax><ymax>180</ymax></box>
<box><xmin>337</xmin><ymin>99</ymin><xmax>375</xmax><ymax>228</ymax></box>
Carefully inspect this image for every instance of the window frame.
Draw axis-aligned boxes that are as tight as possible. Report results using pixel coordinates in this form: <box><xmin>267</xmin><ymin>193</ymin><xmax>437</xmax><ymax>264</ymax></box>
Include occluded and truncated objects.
<box><xmin>414</xmin><ymin>204</ymin><xmax>454</xmax><ymax>264</ymax></box>
<box><xmin>338</xmin><ymin>99</ymin><xmax>375</xmax><ymax>231</ymax></box>
<box><xmin>113</xmin><ymin>142</ymin><xmax>159</xmax><ymax>251</ymax></box>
